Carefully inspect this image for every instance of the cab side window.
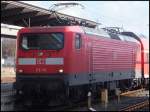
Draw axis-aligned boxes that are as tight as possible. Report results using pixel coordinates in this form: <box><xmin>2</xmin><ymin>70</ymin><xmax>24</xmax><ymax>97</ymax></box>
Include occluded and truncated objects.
<box><xmin>75</xmin><ymin>34</ymin><xmax>81</xmax><ymax>49</ymax></box>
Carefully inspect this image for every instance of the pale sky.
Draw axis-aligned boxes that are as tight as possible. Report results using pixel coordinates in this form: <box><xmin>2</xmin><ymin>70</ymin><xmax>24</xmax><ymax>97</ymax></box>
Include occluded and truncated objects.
<box><xmin>22</xmin><ymin>1</ymin><xmax>149</xmax><ymax>38</ymax></box>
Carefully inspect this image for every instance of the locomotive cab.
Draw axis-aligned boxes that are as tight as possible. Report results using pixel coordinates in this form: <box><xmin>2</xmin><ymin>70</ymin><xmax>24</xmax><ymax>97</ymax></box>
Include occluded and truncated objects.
<box><xmin>15</xmin><ymin>26</ymin><xmax>78</xmax><ymax>103</ymax></box>
<box><xmin>17</xmin><ymin>32</ymin><xmax>64</xmax><ymax>74</ymax></box>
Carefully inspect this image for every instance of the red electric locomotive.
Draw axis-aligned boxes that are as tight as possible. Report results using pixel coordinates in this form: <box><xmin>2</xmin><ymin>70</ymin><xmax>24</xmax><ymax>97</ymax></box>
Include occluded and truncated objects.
<box><xmin>15</xmin><ymin>26</ymin><xmax>149</xmax><ymax>105</ymax></box>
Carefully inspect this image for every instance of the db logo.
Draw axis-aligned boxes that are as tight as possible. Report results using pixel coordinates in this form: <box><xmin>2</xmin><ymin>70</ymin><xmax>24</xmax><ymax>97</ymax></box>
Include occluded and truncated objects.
<box><xmin>36</xmin><ymin>58</ymin><xmax>45</xmax><ymax>64</ymax></box>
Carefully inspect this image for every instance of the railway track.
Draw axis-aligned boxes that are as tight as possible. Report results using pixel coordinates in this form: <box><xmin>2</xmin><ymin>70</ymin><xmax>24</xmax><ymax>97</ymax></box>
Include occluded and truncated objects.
<box><xmin>120</xmin><ymin>100</ymin><xmax>149</xmax><ymax>111</ymax></box>
<box><xmin>1</xmin><ymin>82</ymin><xmax>149</xmax><ymax>111</ymax></box>
<box><xmin>1</xmin><ymin>90</ymin><xmax>16</xmax><ymax>105</ymax></box>
<box><xmin>119</xmin><ymin>88</ymin><xmax>149</xmax><ymax>111</ymax></box>
<box><xmin>69</xmin><ymin>88</ymin><xmax>149</xmax><ymax>111</ymax></box>
<box><xmin>1</xmin><ymin>83</ymin><xmax>16</xmax><ymax>111</ymax></box>
<box><xmin>20</xmin><ymin>99</ymin><xmax>89</xmax><ymax>111</ymax></box>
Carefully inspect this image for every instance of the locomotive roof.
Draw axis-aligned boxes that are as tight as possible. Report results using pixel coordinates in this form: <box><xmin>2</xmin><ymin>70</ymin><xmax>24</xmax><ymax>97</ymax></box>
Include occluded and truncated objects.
<box><xmin>19</xmin><ymin>25</ymin><xmax>140</xmax><ymax>44</ymax></box>
<box><xmin>19</xmin><ymin>26</ymin><xmax>85</xmax><ymax>33</ymax></box>
<box><xmin>81</xmin><ymin>26</ymin><xmax>140</xmax><ymax>44</ymax></box>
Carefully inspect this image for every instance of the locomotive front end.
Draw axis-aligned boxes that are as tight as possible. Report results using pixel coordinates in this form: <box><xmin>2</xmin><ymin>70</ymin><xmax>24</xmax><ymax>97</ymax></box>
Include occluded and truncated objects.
<box><xmin>15</xmin><ymin>27</ymin><xmax>68</xmax><ymax>104</ymax></box>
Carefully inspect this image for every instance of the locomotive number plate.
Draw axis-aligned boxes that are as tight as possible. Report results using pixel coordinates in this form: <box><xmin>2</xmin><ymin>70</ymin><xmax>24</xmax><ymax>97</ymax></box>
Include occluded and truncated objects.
<box><xmin>36</xmin><ymin>58</ymin><xmax>45</xmax><ymax>64</ymax></box>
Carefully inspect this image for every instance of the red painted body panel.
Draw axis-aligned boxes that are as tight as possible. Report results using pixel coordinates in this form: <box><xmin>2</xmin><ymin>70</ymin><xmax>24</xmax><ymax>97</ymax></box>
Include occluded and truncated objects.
<box><xmin>88</xmin><ymin>35</ymin><xmax>138</xmax><ymax>72</ymax></box>
<box><xmin>16</xmin><ymin>26</ymin><xmax>148</xmax><ymax>79</ymax></box>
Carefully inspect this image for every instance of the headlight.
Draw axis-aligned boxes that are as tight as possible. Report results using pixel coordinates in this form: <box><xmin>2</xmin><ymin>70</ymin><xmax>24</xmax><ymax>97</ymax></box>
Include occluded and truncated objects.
<box><xmin>59</xmin><ymin>69</ymin><xmax>63</xmax><ymax>73</ymax></box>
<box><xmin>18</xmin><ymin>69</ymin><xmax>23</xmax><ymax>73</ymax></box>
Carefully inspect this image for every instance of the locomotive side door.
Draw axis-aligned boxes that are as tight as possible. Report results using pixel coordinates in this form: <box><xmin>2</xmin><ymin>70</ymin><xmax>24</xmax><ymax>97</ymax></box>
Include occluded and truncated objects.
<box><xmin>87</xmin><ymin>37</ymin><xmax>95</xmax><ymax>83</ymax></box>
<box><xmin>87</xmin><ymin>39</ymin><xmax>92</xmax><ymax>74</ymax></box>
<box><xmin>74</xmin><ymin>33</ymin><xmax>83</xmax><ymax>73</ymax></box>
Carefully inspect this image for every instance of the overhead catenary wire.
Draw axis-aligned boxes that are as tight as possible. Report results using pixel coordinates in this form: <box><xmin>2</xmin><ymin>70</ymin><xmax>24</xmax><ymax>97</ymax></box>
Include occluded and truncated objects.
<box><xmin>49</xmin><ymin>2</ymin><xmax>86</xmax><ymax>26</ymax></box>
<box><xmin>48</xmin><ymin>2</ymin><xmax>148</xmax><ymax>37</ymax></box>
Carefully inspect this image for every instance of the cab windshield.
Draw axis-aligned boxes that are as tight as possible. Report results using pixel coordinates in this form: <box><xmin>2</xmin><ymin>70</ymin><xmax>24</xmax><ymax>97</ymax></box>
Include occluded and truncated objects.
<box><xmin>20</xmin><ymin>33</ymin><xmax>64</xmax><ymax>50</ymax></box>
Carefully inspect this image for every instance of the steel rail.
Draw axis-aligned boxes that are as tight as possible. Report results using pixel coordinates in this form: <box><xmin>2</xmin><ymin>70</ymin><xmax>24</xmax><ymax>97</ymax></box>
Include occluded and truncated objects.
<box><xmin>120</xmin><ymin>100</ymin><xmax>149</xmax><ymax>111</ymax></box>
